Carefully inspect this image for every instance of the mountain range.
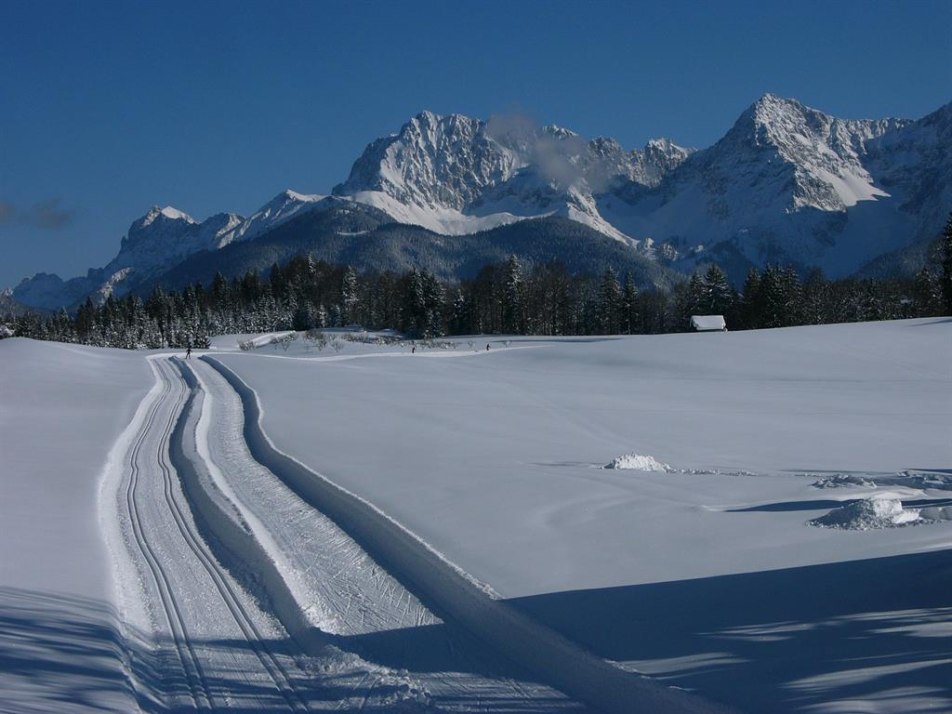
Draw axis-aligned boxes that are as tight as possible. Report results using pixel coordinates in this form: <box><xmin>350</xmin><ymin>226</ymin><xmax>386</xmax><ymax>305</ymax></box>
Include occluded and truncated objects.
<box><xmin>12</xmin><ymin>93</ymin><xmax>950</xmax><ymax>311</ymax></box>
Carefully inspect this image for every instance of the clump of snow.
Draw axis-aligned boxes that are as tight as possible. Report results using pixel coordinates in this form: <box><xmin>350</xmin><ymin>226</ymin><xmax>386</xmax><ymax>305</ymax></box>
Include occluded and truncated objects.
<box><xmin>809</xmin><ymin>496</ymin><xmax>921</xmax><ymax>530</ymax></box>
<box><xmin>604</xmin><ymin>453</ymin><xmax>672</xmax><ymax>472</ymax></box>
<box><xmin>898</xmin><ymin>471</ymin><xmax>952</xmax><ymax>491</ymax></box>
<box><xmin>811</xmin><ymin>474</ymin><xmax>878</xmax><ymax>489</ymax></box>
<box><xmin>919</xmin><ymin>505</ymin><xmax>952</xmax><ymax>523</ymax></box>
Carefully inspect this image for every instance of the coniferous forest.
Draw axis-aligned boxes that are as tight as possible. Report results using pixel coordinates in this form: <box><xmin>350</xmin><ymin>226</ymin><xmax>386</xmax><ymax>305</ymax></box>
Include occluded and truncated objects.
<box><xmin>5</xmin><ymin>220</ymin><xmax>950</xmax><ymax>350</ymax></box>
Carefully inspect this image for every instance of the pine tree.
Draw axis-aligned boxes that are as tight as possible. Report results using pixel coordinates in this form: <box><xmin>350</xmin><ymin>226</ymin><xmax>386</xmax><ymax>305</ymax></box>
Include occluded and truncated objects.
<box><xmin>701</xmin><ymin>263</ymin><xmax>735</xmax><ymax>316</ymax></box>
<box><xmin>501</xmin><ymin>255</ymin><xmax>524</xmax><ymax>334</ymax></box>
<box><xmin>740</xmin><ymin>267</ymin><xmax>762</xmax><ymax>329</ymax></box>
<box><xmin>621</xmin><ymin>272</ymin><xmax>640</xmax><ymax>334</ymax></box>
<box><xmin>449</xmin><ymin>288</ymin><xmax>471</xmax><ymax>335</ymax></box>
<box><xmin>341</xmin><ymin>266</ymin><xmax>360</xmax><ymax>325</ymax></box>
<box><xmin>596</xmin><ymin>267</ymin><xmax>621</xmax><ymax>334</ymax></box>
<box><xmin>802</xmin><ymin>268</ymin><xmax>831</xmax><ymax>325</ymax></box>
<box><xmin>913</xmin><ymin>266</ymin><xmax>942</xmax><ymax>316</ymax></box>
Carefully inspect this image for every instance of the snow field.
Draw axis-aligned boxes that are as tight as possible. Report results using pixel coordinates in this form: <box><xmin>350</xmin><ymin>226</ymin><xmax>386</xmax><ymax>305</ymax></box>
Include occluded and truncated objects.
<box><xmin>1</xmin><ymin>339</ymin><xmax>152</xmax><ymax>713</ymax></box>
<box><xmin>203</xmin><ymin>355</ymin><xmax>729</xmax><ymax>713</ymax></box>
<box><xmin>214</xmin><ymin>318</ymin><xmax>952</xmax><ymax>713</ymax></box>
<box><xmin>2</xmin><ymin>318</ymin><xmax>950</xmax><ymax>713</ymax></box>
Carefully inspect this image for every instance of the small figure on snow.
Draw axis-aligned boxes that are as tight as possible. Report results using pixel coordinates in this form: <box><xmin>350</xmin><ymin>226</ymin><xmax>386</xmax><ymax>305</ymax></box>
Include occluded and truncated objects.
<box><xmin>411</xmin><ymin>346</ymin><xmax>416</xmax><ymax>354</ymax></box>
<box><xmin>486</xmin><ymin>343</ymin><xmax>490</xmax><ymax>351</ymax></box>
<box><xmin>185</xmin><ymin>342</ymin><xmax>192</xmax><ymax>359</ymax></box>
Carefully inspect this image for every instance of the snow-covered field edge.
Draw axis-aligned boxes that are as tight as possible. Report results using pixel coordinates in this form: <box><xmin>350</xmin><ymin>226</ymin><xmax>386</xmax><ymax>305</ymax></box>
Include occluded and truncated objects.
<box><xmin>96</xmin><ymin>355</ymin><xmax>170</xmax><ymax>711</ymax></box>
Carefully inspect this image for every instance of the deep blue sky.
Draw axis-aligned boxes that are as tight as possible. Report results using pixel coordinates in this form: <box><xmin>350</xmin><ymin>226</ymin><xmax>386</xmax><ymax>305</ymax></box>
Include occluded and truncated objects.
<box><xmin>2</xmin><ymin>0</ymin><xmax>950</xmax><ymax>289</ymax></box>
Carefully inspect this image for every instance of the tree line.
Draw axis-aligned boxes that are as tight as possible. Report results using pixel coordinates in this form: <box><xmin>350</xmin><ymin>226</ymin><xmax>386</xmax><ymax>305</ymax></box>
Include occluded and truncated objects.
<box><xmin>3</xmin><ymin>259</ymin><xmax>947</xmax><ymax>349</ymax></box>
<box><xmin>5</xmin><ymin>217</ymin><xmax>951</xmax><ymax>348</ymax></box>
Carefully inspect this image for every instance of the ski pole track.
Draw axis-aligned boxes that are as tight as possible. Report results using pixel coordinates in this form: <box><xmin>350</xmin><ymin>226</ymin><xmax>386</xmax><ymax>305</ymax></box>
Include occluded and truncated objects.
<box><xmin>159</xmin><ymin>358</ymin><xmax>310</xmax><ymax>712</ymax></box>
<box><xmin>202</xmin><ymin>355</ymin><xmax>738</xmax><ymax>714</ymax></box>
<box><xmin>125</xmin><ymin>358</ymin><xmax>212</xmax><ymax>711</ymax></box>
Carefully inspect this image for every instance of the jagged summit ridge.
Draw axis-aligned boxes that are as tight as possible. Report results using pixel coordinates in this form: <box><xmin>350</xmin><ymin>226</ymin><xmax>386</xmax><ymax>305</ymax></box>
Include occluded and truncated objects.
<box><xmin>333</xmin><ymin>109</ymin><xmax>692</xmax><ymax>239</ymax></box>
<box><xmin>724</xmin><ymin>93</ymin><xmax>908</xmax><ymax>210</ymax></box>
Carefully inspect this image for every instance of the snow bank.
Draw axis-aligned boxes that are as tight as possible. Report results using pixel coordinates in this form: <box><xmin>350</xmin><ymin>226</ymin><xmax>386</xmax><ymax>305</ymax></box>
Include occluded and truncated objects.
<box><xmin>810</xmin><ymin>496</ymin><xmax>921</xmax><ymax>530</ymax></box>
<box><xmin>919</xmin><ymin>505</ymin><xmax>952</xmax><ymax>523</ymax></box>
<box><xmin>811</xmin><ymin>474</ymin><xmax>878</xmax><ymax>489</ymax></box>
<box><xmin>603</xmin><ymin>453</ymin><xmax>672</xmax><ymax>472</ymax></box>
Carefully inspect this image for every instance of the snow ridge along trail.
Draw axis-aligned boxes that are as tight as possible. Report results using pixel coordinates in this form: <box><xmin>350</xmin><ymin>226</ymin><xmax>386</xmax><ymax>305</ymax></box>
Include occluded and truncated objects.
<box><xmin>201</xmin><ymin>355</ymin><xmax>736</xmax><ymax>714</ymax></box>
<box><xmin>182</xmin><ymin>356</ymin><xmax>584</xmax><ymax>710</ymax></box>
<box><xmin>110</xmin><ymin>357</ymin><xmax>314</xmax><ymax>711</ymax></box>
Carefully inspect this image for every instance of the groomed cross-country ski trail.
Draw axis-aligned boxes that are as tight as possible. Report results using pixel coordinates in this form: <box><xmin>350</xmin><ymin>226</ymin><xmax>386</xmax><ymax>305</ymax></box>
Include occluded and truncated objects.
<box><xmin>102</xmin><ymin>355</ymin><xmax>595</xmax><ymax>711</ymax></box>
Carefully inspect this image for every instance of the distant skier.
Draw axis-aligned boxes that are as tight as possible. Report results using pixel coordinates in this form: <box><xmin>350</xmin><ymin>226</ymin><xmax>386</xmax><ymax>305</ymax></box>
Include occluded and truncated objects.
<box><xmin>185</xmin><ymin>342</ymin><xmax>192</xmax><ymax>359</ymax></box>
<box><xmin>411</xmin><ymin>346</ymin><xmax>416</xmax><ymax>354</ymax></box>
<box><xmin>486</xmin><ymin>343</ymin><xmax>490</xmax><ymax>351</ymax></box>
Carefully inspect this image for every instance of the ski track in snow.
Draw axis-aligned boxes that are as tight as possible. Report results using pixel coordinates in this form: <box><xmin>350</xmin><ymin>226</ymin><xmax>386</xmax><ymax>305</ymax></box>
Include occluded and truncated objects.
<box><xmin>115</xmin><ymin>358</ymin><xmax>311</xmax><ymax>710</ymax></box>
<box><xmin>107</xmin><ymin>355</ymin><xmax>593</xmax><ymax>712</ymax></box>
<box><xmin>199</xmin><ymin>355</ymin><xmax>736</xmax><ymax>714</ymax></box>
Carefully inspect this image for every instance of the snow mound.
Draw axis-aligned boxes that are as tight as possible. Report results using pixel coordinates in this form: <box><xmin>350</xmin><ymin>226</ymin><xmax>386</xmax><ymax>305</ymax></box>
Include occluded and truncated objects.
<box><xmin>604</xmin><ymin>454</ymin><xmax>672</xmax><ymax>472</ymax></box>
<box><xmin>809</xmin><ymin>497</ymin><xmax>921</xmax><ymax>530</ymax></box>
<box><xmin>811</xmin><ymin>474</ymin><xmax>878</xmax><ymax>489</ymax></box>
<box><xmin>919</xmin><ymin>505</ymin><xmax>952</xmax><ymax>523</ymax></box>
<box><xmin>898</xmin><ymin>471</ymin><xmax>952</xmax><ymax>491</ymax></box>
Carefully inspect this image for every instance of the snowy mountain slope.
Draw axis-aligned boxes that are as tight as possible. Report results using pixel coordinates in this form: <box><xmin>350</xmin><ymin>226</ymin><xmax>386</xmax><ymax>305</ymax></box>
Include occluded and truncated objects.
<box><xmin>333</xmin><ymin>110</ymin><xmax>692</xmax><ymax>242</ymax></box>
<box><xmin>154</xmin><ymin>213</ymin><xmax>678</xmax><ymax>292</ymax></box>
<box><xmin>229</xmin><ymin>189</ymin><xmax>326</xmax><ymax>243</ymax></box>
<box><xmin>12</xmin><ymin>194</ymin><xmax>326</xmax><ymax>310</ymax></box>
<box><xmin>601</xmin><ymin>95</ymin><xmax>950</xmax><ymax>278</ymax></box>
<box><xmin>12</xmin><ymin>206</ymin><xmax>242</xmax><ymax>310</ymax></box>
<box><xmin>9</xmin><ymin>95</ymin><xmax>949</xmax><ymax>310</ymax></box>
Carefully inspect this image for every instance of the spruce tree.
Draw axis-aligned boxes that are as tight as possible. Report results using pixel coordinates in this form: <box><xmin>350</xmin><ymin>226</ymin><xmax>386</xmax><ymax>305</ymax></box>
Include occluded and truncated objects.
<box><xmin>621</xmin><ymin>272</ymin><xmax>640</xmax><ymax>334</ymax></box>
<box><xmin>341</xmin><ymin>266</ymin><xmax>360</xmax><ymax>325</ymax></box>
<box><xmin>597</xmin><ymin>267</ymin><xmax>621</xmax><ymax>334</ymax></box>
<box><xmin>501</xmin><ymin>255</ymin><xmax>524</xmax><ymax>334</ymax></box>
<box><xmin>701</xmin><ymin>263</ymin><xmax>735</xmax><ymax>316</ymax></box>
<box><xmin>740</xmin><ymin>267</ymin><xmax>762</xmax><ymax>329</ymax></box>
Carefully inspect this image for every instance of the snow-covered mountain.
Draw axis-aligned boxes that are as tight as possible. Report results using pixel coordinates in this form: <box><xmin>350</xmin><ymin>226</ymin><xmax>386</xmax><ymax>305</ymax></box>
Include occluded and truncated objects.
<box><xmin>333</xmin><ymin>110</ymin><xmax>693</xmax><ymax>242</ymax></box>
<box><xmin>332</xmin><ymin>96</ymin><xmax>949</xmax><ymax>278</ymax></box>
<box><xmin>13</xmin><ymin>192</ymin><xmax>327</xmax><ymax>310</ymax></box>
<box><xmin>11</xmin><ymin>94</ymin><xmax>950</xmax><ymax>310</ymax></box>
<box><xmin>600</xmin><ymin>95</ymin><xmax>951</xmax><ymax>276</ymax></box>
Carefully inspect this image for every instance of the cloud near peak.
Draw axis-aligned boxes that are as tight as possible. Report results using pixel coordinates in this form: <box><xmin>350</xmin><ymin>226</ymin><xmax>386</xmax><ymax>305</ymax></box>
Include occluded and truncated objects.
<box><xmin>0</xmin><ymin>198</ymin><xmax>78</xmax><ymax>230</ymax></box>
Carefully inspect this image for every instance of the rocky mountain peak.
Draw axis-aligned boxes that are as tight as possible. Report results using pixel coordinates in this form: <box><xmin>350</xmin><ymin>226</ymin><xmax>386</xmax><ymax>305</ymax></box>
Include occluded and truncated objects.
<box><xmin>335</xmin><ymin>110</ymin><xmax>522</xmax><ymax>211</ymax></box>
<box><xmin>136</xmin><ymin>205</ymin><xmax>195</xmax><ymax>230</ymax></box>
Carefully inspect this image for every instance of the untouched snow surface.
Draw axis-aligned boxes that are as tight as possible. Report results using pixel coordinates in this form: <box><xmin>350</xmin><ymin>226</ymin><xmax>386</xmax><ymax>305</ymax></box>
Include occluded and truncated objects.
<box><xmin>0</xmin><ymin>340</ymin><xmax>151</xmax><ymax>712</ymax></box>
<box><xmin>1</xmin><ymin>318</ymin><xmax>950</xmax><ymax>713</ymax></box>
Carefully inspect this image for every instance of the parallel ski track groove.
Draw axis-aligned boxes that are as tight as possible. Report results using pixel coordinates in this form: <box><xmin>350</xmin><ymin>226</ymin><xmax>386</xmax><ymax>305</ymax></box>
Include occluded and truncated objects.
<box><xmin>162</xmin><ymin>358</ymin><xmax>310</xmax><ymax>712</ymax></box>
<box><xmin>125</xmin><ymin>359</ymin><xmax>213</xmax><ymax>710</ymax></box>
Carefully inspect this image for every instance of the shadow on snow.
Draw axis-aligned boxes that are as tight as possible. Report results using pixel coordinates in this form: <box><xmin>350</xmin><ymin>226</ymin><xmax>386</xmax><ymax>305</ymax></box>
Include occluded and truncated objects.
<box><xmin>506</xmin><ymin>548</ymin><xmax>952</xmax><ymax>713</ymax></box>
